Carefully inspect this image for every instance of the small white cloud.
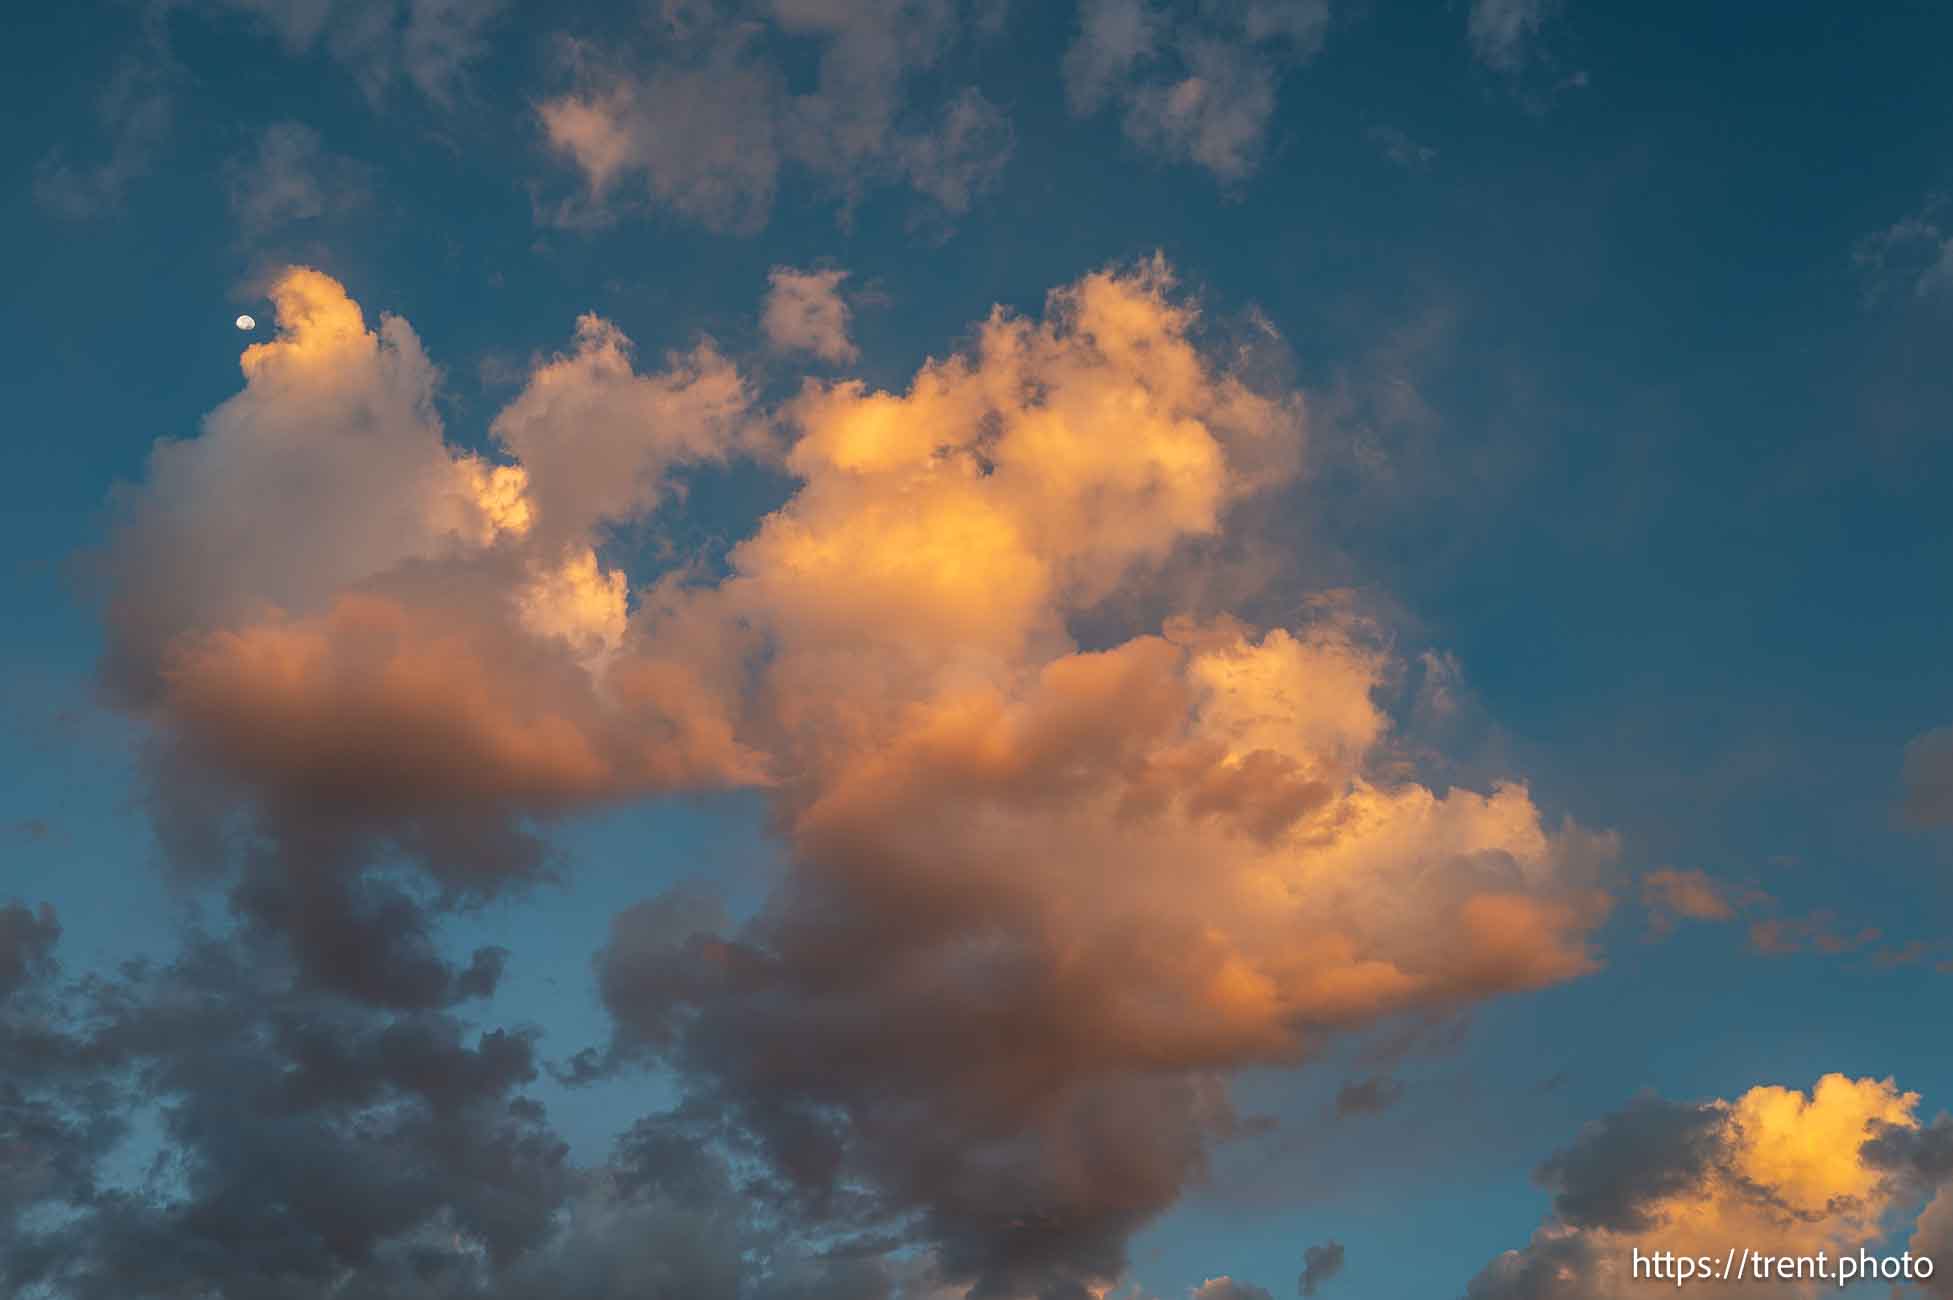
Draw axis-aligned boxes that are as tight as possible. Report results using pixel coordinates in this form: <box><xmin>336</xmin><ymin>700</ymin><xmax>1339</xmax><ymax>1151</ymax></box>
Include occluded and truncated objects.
<box><xmin>761</xmin><ymin>267</ymin><xmax>858</xmax><ymax>366</ymax></box>
<box><xmin>1367</xmin><ymin>124</ymin><xmax>1436</xmax><ymax>170</ymax></box>
<box><xmin>1854</xmin><ymin>201</ymin><xmax>1953</xmax><ymax>302</ymax></box>
<box><xmin>1467</xmin><ymin>0</ymin><xmax>1557</xmax><ymax>72</ymax></box>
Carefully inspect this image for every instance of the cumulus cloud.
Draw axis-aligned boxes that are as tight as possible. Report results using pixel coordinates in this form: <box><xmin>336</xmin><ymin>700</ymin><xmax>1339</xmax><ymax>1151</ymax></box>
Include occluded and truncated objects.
<box><xmin>1063</xmin><ymin>0</ymin><xmax>1329</xmax><ymax>181</ymax></box>
<box><xmin>0</xmin><ymin>907</ymin><xmax>902</xmax><ymax>1300</ymax></box>
<box><xmin>539</xmin><ymin>0</ymin><xmax>1012</xmax><ymax>232</ymax></box>
<box><xmin>571</xmin><ymin>258</ymin><xmax>1612</xmax><ymax>1295</ymax></box>
<box><xmin>96</xmin><ymin>266</ymin><xmax>766</xmax><ymax>1003</ymax></box>
<box><xmin>82</xmin><ymin>255</ymin><xmax>1618</xmax><ymax>1294</ymax></box>
<box><xmin>1464</xmin><ymin>1075</ymin><xmax>1932</xmax><ymax>1299</ymax></box>
<box><xmin>762</xmin><ymin>266</ymin><xmax>859</xmax><ymax>364</ymax></box>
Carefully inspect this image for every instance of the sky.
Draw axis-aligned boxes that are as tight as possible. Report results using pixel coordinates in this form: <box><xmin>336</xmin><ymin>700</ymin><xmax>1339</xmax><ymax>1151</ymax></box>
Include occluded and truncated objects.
<box><xmin>4</xmin><ymin>1</ymin><xmax>1953</xmax><ymax>1298</ymax></box>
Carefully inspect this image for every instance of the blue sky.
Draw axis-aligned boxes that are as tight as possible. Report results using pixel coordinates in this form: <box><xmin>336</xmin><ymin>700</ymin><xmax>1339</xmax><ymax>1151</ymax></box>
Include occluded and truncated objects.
<box><xmin>5</xmin><ymin>3</ymin><xmax>1953</xmax><ymax>1299</ymax></box>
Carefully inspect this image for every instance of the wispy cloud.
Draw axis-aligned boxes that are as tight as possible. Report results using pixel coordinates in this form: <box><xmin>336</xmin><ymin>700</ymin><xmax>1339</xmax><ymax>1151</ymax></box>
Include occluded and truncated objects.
<box><xmin>537</xmin><ymin>0</ymin><xmax>1012</xmax><ymax>233</ymax></box>
<box><xmin>1064</xmin><ymin>0</ymin><xmax>1330</xmax><ymax>182</ymax></box>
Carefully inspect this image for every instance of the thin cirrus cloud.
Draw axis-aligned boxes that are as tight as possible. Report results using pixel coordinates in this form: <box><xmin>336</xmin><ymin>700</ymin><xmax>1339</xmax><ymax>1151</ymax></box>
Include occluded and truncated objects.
<box><xmin>35</xmin><ymin>0</ymin><xmax>504</xmax><ymax>221</ymax></box>
<box><xmin>224</xmin><ymin>121</ymin><xmax>371</xmax><ymax>236</ymax></box>
<box><xmin>32</xmin><ymin>52</ymin><xmax>175</xmax><ymax>219</ymax></box>
<box><xmin>43</xmin><ymin>254</ymin><xmax>1626</xmax><ymax>1296</ymax></box>
<box><xmin>1465</xmin><ymin>1074</ymin><xmax>1945</xmax><ymax>1299</ymax></box>
<box><xmin>536</xmin><ymin>0</ymin><xmax>1013</xmax><ymax>233</ymax></box>
<box><xmin>201</xmin><ymin>0</ymin><xmax>511</xmax><ymax>106</ymax></box>
<box><xmin>1466</xmin><ymin>0</ymin><xmax>1558</xmax><ymax>73</ymax></box>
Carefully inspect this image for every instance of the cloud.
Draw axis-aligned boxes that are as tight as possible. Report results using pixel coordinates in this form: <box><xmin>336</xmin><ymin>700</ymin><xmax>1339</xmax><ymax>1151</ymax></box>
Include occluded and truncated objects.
<box><xmin>1854</xmin><ymin>205</ymin><xmax>1953</xmax><ymax>304</ymax></box>
<box><xmin>0</xmin><ymin>907</ymin><xmax>901</xmax><ymax>1300</ymax></box>
<box><xmin>1913</xmin><ymin>1187</ymin><xmax>1953</xmax><ymax>1299</ymax></box>
<box><xmin>0</xmin><ymin>902</ymin><xmax>60</xmax><ymax>1003</ymax></box>
<box><xmin>1299</xmin><ymin>1240</ymin><xmax>1344</xmax><ymax>1294</ymax></box>
<box><xmin>33</xmin><ymin>52</ymin><xmax>174</xmax><ymax>218</ymax></box>
<box><xmin>201</xmin><ymin>0</ymin><xmax>509</xmax><ymax>105</ymax></box>
<box><xmin>1638</xmin><ymin>870</ymin><xmax>1910</xmax><ymax>964</ymax></box>
<box><xmin>1466</xmin><ymin>0</ymin><xmax>1557</xmax><ymax>73</ymax></box>
<box><xmin>1367</xmin><ymin>124</ymin><xmax>1435</xmax><ymax>170</ymax></box>
<box><xmin>1332</xmin><ymin>1076</ymin><xmax>1402</xmax><ymax>1118</ymax></box>
<box><xmin>225</xmin><ymin>120</ymin><xmax>369</xmax><ymax>235</ymax></box>
<box><xmin>1641</xmin><ymin>868</ymin><xmax>1739</xmax><ymax>929</ymax></box>
<box><xmin>1064</xmin><ymin>0</ymin><xmax>1329</xmax><ymax>182</ymax></box>
<box><xmin>538</xmin><ymin>27</ymin><xmax>788</xmax><ymax>233</ymax></box>
<box><xmin>85</xmin><ymin>256</ymin><xmax>1617</xmax><ymax>1294</ymax></box>
<box><xmin>1901</xmin><ymin>726</ymin><xmax>1953</xmax><ymax>826</ymax></box>
<box><xmin>1747</xmin><ymin>911</ymin><xmax>1880</xmax><ymax>958</ymax></box>
<box><xmin>762</xmin><ymin>266</ymin><xmax>859</xmax><ymax>364</ymax></box>
<box><xmin>1639</xmin><ymin>867</ymin><xmax>1771</xmax><ymax>939</ymax></box>
<box><xmin>1464</xmin><ymin>1075</ymin><xmax>1930</xmax><ymax>1299</ymax></box>
<box><xmin>96</xmin><ymin>266</ymin><xmax>765</xmax><ymax>1002</ymax></box>
<box><xmin>538</xmin><ymin>0</ymin><xmax>1011</xmax><ymax>232</ymax></box>
<box><xmin>574</xmin><ymin>258</ymin><xmax>1612</xmax><ymax>1294</ymax></box>
<box><xmin>1862</xmin><ymin>1117</ymin><xmax>1953</xmax><ymax>1298</ymax></box>
<box><xmin>1196</xmin><ymin>1278</ymin><xmax>1276</xmax><ymax>1300</ymax></box>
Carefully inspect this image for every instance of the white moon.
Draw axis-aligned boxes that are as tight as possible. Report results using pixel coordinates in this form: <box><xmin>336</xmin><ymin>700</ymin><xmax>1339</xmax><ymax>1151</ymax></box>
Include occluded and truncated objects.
<box><xmin>235</xmin><ymin>314</ymin><xmax>256</xmax><ymax>331</ymax></box>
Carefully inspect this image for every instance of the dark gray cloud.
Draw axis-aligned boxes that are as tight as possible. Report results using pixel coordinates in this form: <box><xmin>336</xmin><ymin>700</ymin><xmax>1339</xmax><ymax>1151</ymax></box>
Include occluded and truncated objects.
<box><xmin>1534</xmin><ymin>1095</ymin><xmax>1723</xmax><ymax>1232</ymax></box>
<box><xmin>586</xmin><ymin>880</ymin><xmax>1251</xmax><ymax>1300</ymax></box>
<box><xmin>0</xmin><ymin>904</ymin><xmax>902</xmax><ymax>1300</ymax></box>
<box><xmin>1864</xmin><ymin>1114</ymin><xmax>1953</xmax><ymax>1184</ymax></box>
<box><xmin>1462</xmin><ymin>1227</ymin><xmax>1595</xmax><ymax>1300</ymax></box>
<box><xmin>1299</xmin><ymin>1240</ymin><xmax>1343</xmax><ymax>1295</ymax></box>
<box><xmin>0</xmin><ymin>902</ymin><xmax>60</xmax><ymax>1002</ymax></box>
<box><xmin>1333</xmin><ymin>1076</ymin><xmax>1403</xmax><ymax>1118</ymax></box>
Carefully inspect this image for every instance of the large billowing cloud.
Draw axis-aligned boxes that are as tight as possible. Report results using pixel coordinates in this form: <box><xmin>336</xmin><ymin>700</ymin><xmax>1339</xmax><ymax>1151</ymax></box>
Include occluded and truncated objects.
<box><xmin>1464</xmin><ymin>1075</ymin><xmax>1936</xmax><ymax>1299</ymax></box>
<box><xmin>98</xmin><ymin>267</ymin><xmax>766</xmax><ymax>1005</ymax></box>
<box><xmin>538</xmin><ymin>0</ymin><xmax>1012</xmax><ymax>232</ymax></box>
<box><xmin>76</xmin><ymin>255</ymin><xmax>1616</xmax><ymax>1295</ymax></box>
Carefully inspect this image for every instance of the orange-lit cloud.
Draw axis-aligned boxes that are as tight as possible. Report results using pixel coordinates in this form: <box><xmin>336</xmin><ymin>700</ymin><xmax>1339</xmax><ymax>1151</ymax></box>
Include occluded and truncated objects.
<box><xmin>1467</xmin><ymin>1074</ymin><xmax>1930</xmax><ymax>1299</ymax></box>
<box><xmin>102</xmin><ymin>257</ymin><xmax>1619</xmax><ymax>1296</ymax></box>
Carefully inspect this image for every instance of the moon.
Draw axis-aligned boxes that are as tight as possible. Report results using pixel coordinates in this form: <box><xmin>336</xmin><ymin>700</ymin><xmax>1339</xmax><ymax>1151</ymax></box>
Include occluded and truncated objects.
<box><xmin>235</xmin><ymin>314</ymin><xmax>256</xmax><ymax>331</ymax></box>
